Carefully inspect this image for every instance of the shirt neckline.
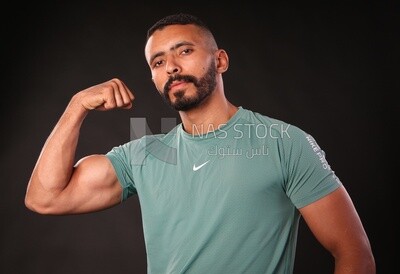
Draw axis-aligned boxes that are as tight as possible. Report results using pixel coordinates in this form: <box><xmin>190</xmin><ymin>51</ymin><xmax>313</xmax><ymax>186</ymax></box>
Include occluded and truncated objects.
<box><xmin>179</xmin><ymin>106</ymin><xmax>244</xmax><ymax>141</ymax></box>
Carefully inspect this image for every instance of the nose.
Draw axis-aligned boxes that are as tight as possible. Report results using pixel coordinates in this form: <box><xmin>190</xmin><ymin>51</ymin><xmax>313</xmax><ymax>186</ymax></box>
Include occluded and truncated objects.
<box><xmin>166</xmin><ymin>57</ymin><xmax>181</xmax><ymax>75</ymax></box>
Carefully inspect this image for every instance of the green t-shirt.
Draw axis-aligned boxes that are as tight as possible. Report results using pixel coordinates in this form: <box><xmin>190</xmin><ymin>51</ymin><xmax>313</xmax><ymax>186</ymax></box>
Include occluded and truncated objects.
<box><xmin>106</xmin><ymin>107</ymin><xmax>341</xmax><ymax>274</ymax></box>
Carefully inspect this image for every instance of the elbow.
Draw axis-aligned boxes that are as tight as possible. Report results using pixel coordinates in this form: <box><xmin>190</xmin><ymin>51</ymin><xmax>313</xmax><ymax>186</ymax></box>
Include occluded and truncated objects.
<box><xmin>24</xmin><ymin>192</ymin><xmax>58</xmax><ymax>215</ymax></box>
<box><xmin>333</xmin><ymin>242</ymin><xmax>376</xmax><ymax>274</ymax></box>
<box><xmin>25</xmin><ymin>177</ymin><xmax>66</xmax><ymax>215</ymax></box>
<box><xmin>360</xmin><ymin>238</ymin><xmax>376</xmax><ymax>273</ymax></box>
<box><xmin>24</xmin><ymin>195</ymin><xmax>46</xmax><ymax>214</ymax></box>
<box><xmin>365</xmin><ymin>251</ymin><xmax>376</xmax><ymax>274</ymax></box>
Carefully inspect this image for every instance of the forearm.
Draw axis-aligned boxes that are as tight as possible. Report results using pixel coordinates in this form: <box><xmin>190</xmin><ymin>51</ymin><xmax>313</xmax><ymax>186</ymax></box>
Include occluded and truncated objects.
<box><xmin>334</xmin><ymin>253</ymin><xmax>376</xmax><ymax>274</ymax></box>
<box><xmin>26</xmin><ymin>95</ymin><xmax>88</xmax><ymax>208</ymax></box>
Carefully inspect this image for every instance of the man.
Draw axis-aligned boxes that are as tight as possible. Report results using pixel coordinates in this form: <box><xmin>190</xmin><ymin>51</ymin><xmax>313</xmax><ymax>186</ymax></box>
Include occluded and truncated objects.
<box><xmin>25</xmin><ymin>13</ymin><xmax>375</xmax><ymax>273</ymax></box>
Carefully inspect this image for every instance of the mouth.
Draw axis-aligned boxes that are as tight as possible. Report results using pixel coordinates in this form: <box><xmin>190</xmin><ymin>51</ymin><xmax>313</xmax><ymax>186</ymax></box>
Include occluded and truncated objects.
<box><xmin>168</xmin><ymin>81</ymin><xmax>188</xmax><ymax>92</ymax></box>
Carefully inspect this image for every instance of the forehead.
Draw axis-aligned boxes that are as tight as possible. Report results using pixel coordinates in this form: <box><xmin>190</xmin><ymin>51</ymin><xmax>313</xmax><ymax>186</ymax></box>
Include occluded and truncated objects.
<box><xmin>145</xmin><ymin>24</ymin><xmax>208</xmax><ymax>61</ymax></box>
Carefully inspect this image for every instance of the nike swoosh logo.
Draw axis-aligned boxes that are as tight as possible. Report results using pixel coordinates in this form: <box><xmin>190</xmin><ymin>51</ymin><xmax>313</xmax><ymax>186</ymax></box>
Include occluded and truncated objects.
<box><xmin>193</xmin><ymin>160</ymin><xmax>210</xmax><ymax>171</ymax></box>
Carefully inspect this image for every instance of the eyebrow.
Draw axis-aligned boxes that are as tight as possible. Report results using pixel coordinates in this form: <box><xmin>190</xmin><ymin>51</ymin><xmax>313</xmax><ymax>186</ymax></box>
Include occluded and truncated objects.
<box><xmin>149</xmin><ymin>41</ymin><xmax>195</xmax><ymax>65</ymax></box>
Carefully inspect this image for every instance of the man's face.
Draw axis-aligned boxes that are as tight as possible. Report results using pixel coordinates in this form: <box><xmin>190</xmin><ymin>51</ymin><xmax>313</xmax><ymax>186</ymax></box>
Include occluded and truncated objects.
<box><xmin>145</xmin><ymin>24</ymin><xmax>217</xmax><ymax>111</ymax></box>
<box><xmin>160</xmin><ymin>60</ymin><xmax>217</xmax><ymax>111</ymax></box>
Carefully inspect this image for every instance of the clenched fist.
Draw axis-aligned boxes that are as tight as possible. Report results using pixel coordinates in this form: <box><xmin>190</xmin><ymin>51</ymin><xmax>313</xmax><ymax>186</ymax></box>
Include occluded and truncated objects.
<box><xmin>76</xmin><ymin>78</ymin><xmax>134</xmax><ymax>111</ymax></box>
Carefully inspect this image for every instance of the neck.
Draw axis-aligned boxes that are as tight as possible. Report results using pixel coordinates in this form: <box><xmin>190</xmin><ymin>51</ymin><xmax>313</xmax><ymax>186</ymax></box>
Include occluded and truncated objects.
<box><xmin>178</xmin><ymin>86</ymin><xmax>238</xmax><ymax>135</ymax></box>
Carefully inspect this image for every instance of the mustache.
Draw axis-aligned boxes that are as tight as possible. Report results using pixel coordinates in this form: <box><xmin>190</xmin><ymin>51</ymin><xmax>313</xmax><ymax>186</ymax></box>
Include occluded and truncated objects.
<box><xmin>163</xmin><ymin>74</ymin><xmax>198</xmax><ymax>94</ymax></box>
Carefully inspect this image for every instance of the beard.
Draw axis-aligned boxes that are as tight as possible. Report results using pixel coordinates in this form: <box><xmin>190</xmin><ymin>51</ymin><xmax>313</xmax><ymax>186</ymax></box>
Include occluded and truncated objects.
<box><xmin>161</xmin><ymin>60</ymin><xmax>217</xmax><ymax>111</ymax></box>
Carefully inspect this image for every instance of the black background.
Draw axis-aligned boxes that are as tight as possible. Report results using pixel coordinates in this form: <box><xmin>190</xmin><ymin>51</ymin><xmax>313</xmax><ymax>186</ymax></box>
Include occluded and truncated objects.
<box><xmin>1</xmin><ymin>1</ymin><xmax>395</xmax><ymax>273</ymax></box>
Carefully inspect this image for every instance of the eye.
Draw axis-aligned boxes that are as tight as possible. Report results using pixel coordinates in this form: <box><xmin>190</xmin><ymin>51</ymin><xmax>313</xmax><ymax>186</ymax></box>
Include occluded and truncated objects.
<box><xmin>153</xmin><ymin>59</ymin><xmax>164</xmax><ymax>68</ymax></box>
<box><xmin>180</xmin><ymin>48</ymin><xmax>193</xmax><ymax>55</ymax></box>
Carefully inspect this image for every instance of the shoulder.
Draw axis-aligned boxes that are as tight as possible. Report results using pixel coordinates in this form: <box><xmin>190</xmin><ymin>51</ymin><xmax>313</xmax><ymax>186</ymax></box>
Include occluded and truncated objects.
<box><xmin>239</xmin><ymin>107</ymin><xmax>308</xmax><ymax>140</ymax></box>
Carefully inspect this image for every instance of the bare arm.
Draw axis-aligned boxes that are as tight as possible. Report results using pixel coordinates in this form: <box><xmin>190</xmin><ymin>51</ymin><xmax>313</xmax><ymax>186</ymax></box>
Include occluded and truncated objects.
<box><xmin>25</xmin><ymin>78</ymin><xmax>134</xmax><ymax>215</ymax></box>
<box><xmin>299</xmin><ymin>186</ymin><xmax>376</xmax><ymax>274</ymax></box>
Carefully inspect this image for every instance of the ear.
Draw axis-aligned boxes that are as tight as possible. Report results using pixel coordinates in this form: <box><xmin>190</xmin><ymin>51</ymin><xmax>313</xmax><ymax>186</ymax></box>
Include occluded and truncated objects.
<box><xmin>215</xmin><ymin>49</ymin><xmax>229</xmax><ymax>73</ymax></box>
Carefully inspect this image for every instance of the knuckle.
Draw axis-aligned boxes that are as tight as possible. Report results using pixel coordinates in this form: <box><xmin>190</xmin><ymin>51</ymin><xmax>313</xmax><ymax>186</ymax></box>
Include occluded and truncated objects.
<box><xmin>111</xmin><ymin>78</ymin><xmax>122</xmax><ymax>85</ymax></box>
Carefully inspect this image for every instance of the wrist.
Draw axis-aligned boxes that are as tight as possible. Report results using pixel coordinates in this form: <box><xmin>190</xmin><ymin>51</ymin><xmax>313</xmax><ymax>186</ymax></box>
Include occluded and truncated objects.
<box><xmin>65</xmin><ymin>93</ymin><xmax>90</xmax><ymax>120</ymax></box>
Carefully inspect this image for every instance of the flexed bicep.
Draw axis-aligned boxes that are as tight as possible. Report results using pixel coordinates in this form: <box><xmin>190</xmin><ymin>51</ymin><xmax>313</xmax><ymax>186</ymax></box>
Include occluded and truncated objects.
<box><xmin>53</xmin><ymin>155</ymin><xmax>123</xmax><ymax>215</ymax></box>
<box><xmin>25</xmin><ymin>78</ymin><xmax>133</xmax><ymax>215</ymax></box>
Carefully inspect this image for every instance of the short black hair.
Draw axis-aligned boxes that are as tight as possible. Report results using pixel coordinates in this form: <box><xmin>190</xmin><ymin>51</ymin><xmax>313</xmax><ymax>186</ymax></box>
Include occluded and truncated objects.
<box><xmin>146</xmin><ymin>13</ymin><xmax>212</xmax><ymax>40</ymax></box>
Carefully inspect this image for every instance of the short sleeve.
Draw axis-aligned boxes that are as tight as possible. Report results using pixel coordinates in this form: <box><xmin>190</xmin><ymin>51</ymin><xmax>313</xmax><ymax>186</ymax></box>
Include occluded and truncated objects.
<box><xmin>106</xmin><ymin>142</ymin><xmax>138</xmax><ymax>201</ymax></box>
<box><xmin>280</xmin><ymin>126</ymin><xmax>342</xmax><ymax>208</ymax></box>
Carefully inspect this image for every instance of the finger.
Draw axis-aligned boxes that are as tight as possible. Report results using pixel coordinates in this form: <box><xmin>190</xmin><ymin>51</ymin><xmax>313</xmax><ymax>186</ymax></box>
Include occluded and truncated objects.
<box><xmin>119</xmin><ymin>89</ymin><xmax>133</xmax><ymax>109</ymax></box>
<box><xmin>112</xmin><ymin>86</ymin><xmax>125</xmax><ymax>108</ymax></box>
<box><xmin>113</xmin><ymin>79</ymin><xmax>134</xmax><ymax>109</ymax></box>
<box><xmin>112</xmin><ymin>79</ymin><xmax>129</xmax><ymax>107</ymax></box>
<box><xmin>120</xmin><ymin>80</ymin><xmax>135</xmax><ymax>101</ymax></box>
<box><xmin>114</xmin><ymin>78</ymin><xmax>134</xmax><ymax>105</ymax></box>
<box><xmin>102</xmin><ymin>82</ymin><xmax>117</xmax><ymax>109</ymax></box>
